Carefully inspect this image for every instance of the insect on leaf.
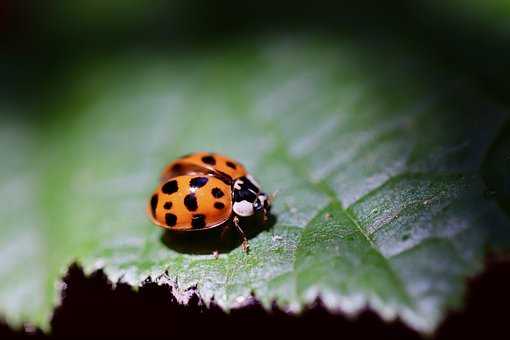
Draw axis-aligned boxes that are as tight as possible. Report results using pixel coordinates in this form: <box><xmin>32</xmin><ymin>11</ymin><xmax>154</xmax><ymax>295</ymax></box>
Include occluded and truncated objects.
<box><xmin>0</xmin><ymin>37</ymin><xmax>509</xmax><ymax>333</ymax></box>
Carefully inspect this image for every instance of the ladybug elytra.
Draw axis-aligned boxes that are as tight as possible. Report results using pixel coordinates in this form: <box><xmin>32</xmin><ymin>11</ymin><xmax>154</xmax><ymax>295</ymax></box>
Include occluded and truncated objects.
<box><xmin>147</xmin><ymin>152</ymin><xmax>271</xmax><ymax>252</ymax></box>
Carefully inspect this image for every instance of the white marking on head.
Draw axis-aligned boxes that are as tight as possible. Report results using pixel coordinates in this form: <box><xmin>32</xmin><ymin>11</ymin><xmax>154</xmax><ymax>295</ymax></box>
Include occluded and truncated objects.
<box><xmin>233</xmin><ymin>179</ymin><xmax>243</xmax><ymax>190</ymax></box>
<box><xmin>233</xmin><ymin>200</ymin><xmax>254</xmax><ymax>217</ymax></box>
<box><xmin>258</xmin><ymin>194</ymin><xmax>267</xmax><ymax>206</ymax></box>
<box><xmin>253</xmin><ymin>193</ymin><xmax>267</xmax><ymax>211</ymax></box>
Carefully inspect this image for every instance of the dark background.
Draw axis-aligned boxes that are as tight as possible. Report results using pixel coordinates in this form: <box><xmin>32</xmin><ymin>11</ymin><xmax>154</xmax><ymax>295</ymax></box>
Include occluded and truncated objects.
<box><xmin>0</xmin><ymin>258</ymin><xmax>508</xmax><ymax>339</ymax></box>
<box><xmin>1</xmin><ymin>1</ymin><xmax>510</xmax><ymax>338</ymax></box>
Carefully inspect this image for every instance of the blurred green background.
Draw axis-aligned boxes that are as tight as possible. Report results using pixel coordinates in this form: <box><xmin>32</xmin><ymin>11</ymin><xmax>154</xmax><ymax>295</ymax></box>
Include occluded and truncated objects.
<box><xmin>3</xmin><ymin>0</ymin><xmax>510</xmax><ymax>109</ymax></box>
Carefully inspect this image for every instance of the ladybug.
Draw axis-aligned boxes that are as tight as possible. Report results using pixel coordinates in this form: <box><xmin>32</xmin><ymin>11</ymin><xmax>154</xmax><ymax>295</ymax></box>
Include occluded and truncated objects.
<box><xmin>159</xmin><ymin>151</ymin><xmax>248</xmax><ymax>183</ymax></box>
<box><xmin>148</xmin><ymin>152</ymin><xmax>271</xmax><ymax>252</ymax></box>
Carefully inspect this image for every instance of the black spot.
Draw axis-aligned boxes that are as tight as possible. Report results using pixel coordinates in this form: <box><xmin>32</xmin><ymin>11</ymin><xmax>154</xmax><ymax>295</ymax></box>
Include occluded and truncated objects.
<box><xmin>161</xmin><ymin>180</ymin><xmax>178</xmax><ymax>195</ymax></box>
<box><xmin>201</xmin><ymin>155</ymin><xmax>216</xmax><ymax>165</ymax></box>
<box><xmin>191</xmin><ymin>214</ymin><xmax>206</xmax><ymax>229</ymax></box>
<box><xmin>171</xmin><ymin>163</ymin><xmax>183</xmax><ymax>172</ymax></box>
<box><xmin>150</xmin><ymin>194</ymin><xmax>158</xmax><ymax>217</ymax></box>
<box><xmin>163</xmin><ymin>202</ymin><xmax>172</xmax><ymax>210</ymax></box>
<box><xmin>212</xmin><ymin>187</ymin><xmax>225</xmax><ymax>198</ymax></box>
<box><xmin>190</xmin><ymin>176</ymin><xmax>208</xmax><ymax>188</ymax></box>
<box><xmin>226</xmin><ymin>161</ymin><xmax>237</xmax><ymax>169</ymax></box>
<box><xmin>184</xmin><ymin>194</ymin><xmax>198</xmax><ymax>211</ymax></box>
<box><xmin>165</xmin><ymin>213</ymin><xmax>177</xmax><ymax>226</ymax></box>
<box><xmin>214</xmin><ymin>202</ymin><xmax>225</xmax><ymax>210</ymax></box>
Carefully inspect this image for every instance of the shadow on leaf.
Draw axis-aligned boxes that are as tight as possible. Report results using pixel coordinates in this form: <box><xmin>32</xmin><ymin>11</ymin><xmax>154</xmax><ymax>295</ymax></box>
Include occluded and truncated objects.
<box><xmin>160</xmin><ymin>213</ymin><xmax>277</xmax><ymax>255</ymax></box>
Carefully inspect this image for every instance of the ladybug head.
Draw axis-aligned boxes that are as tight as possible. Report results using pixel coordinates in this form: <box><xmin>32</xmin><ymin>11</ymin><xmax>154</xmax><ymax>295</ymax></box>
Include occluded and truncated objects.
<box><xmin>232</xmin><ymin>175</ymin><xmax>270</xmax><ymax>219</ymax></box>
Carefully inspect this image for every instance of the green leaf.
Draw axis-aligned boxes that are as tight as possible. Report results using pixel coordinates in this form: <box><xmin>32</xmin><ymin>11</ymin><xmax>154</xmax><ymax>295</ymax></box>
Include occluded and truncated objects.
<box><xmin>1</xmin><ymin>37</ymin><xmax>509</xmax><ymax>333</ymax></box>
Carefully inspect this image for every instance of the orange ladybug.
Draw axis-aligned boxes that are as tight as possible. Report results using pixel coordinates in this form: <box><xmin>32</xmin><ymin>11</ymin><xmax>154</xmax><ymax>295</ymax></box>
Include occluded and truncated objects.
<box><xmin>160</xmin><ymin>151</ymin><xmax>247</xmax><ymax>184</ymax></box>
<box><xmin>148</xmin><ymin>152</ymin><xmax>270</xmax><ymax>252</ymax></box>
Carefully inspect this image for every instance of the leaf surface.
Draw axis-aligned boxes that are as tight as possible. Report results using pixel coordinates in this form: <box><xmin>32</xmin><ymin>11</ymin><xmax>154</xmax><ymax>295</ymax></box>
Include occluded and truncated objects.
<box><xmin>0</xmin><ymin>38</ymin><xmax>509</xmax><ymax>333</ymax></box>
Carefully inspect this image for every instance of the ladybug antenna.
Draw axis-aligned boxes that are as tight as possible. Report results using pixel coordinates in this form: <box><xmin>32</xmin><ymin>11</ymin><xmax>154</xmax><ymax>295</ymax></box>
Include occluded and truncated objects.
<box><xmin>268</xmin><ymin>190</ymin><xmax>279</xmax><ymax>205</ymax></box>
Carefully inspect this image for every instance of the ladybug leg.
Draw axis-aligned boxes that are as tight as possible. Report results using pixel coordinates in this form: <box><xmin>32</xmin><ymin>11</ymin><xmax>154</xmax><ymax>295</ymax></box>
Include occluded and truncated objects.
<box><xmin>233</xmin><ymin>216</ymin><xmax>249</xmax><ymax>253</ymax></box>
